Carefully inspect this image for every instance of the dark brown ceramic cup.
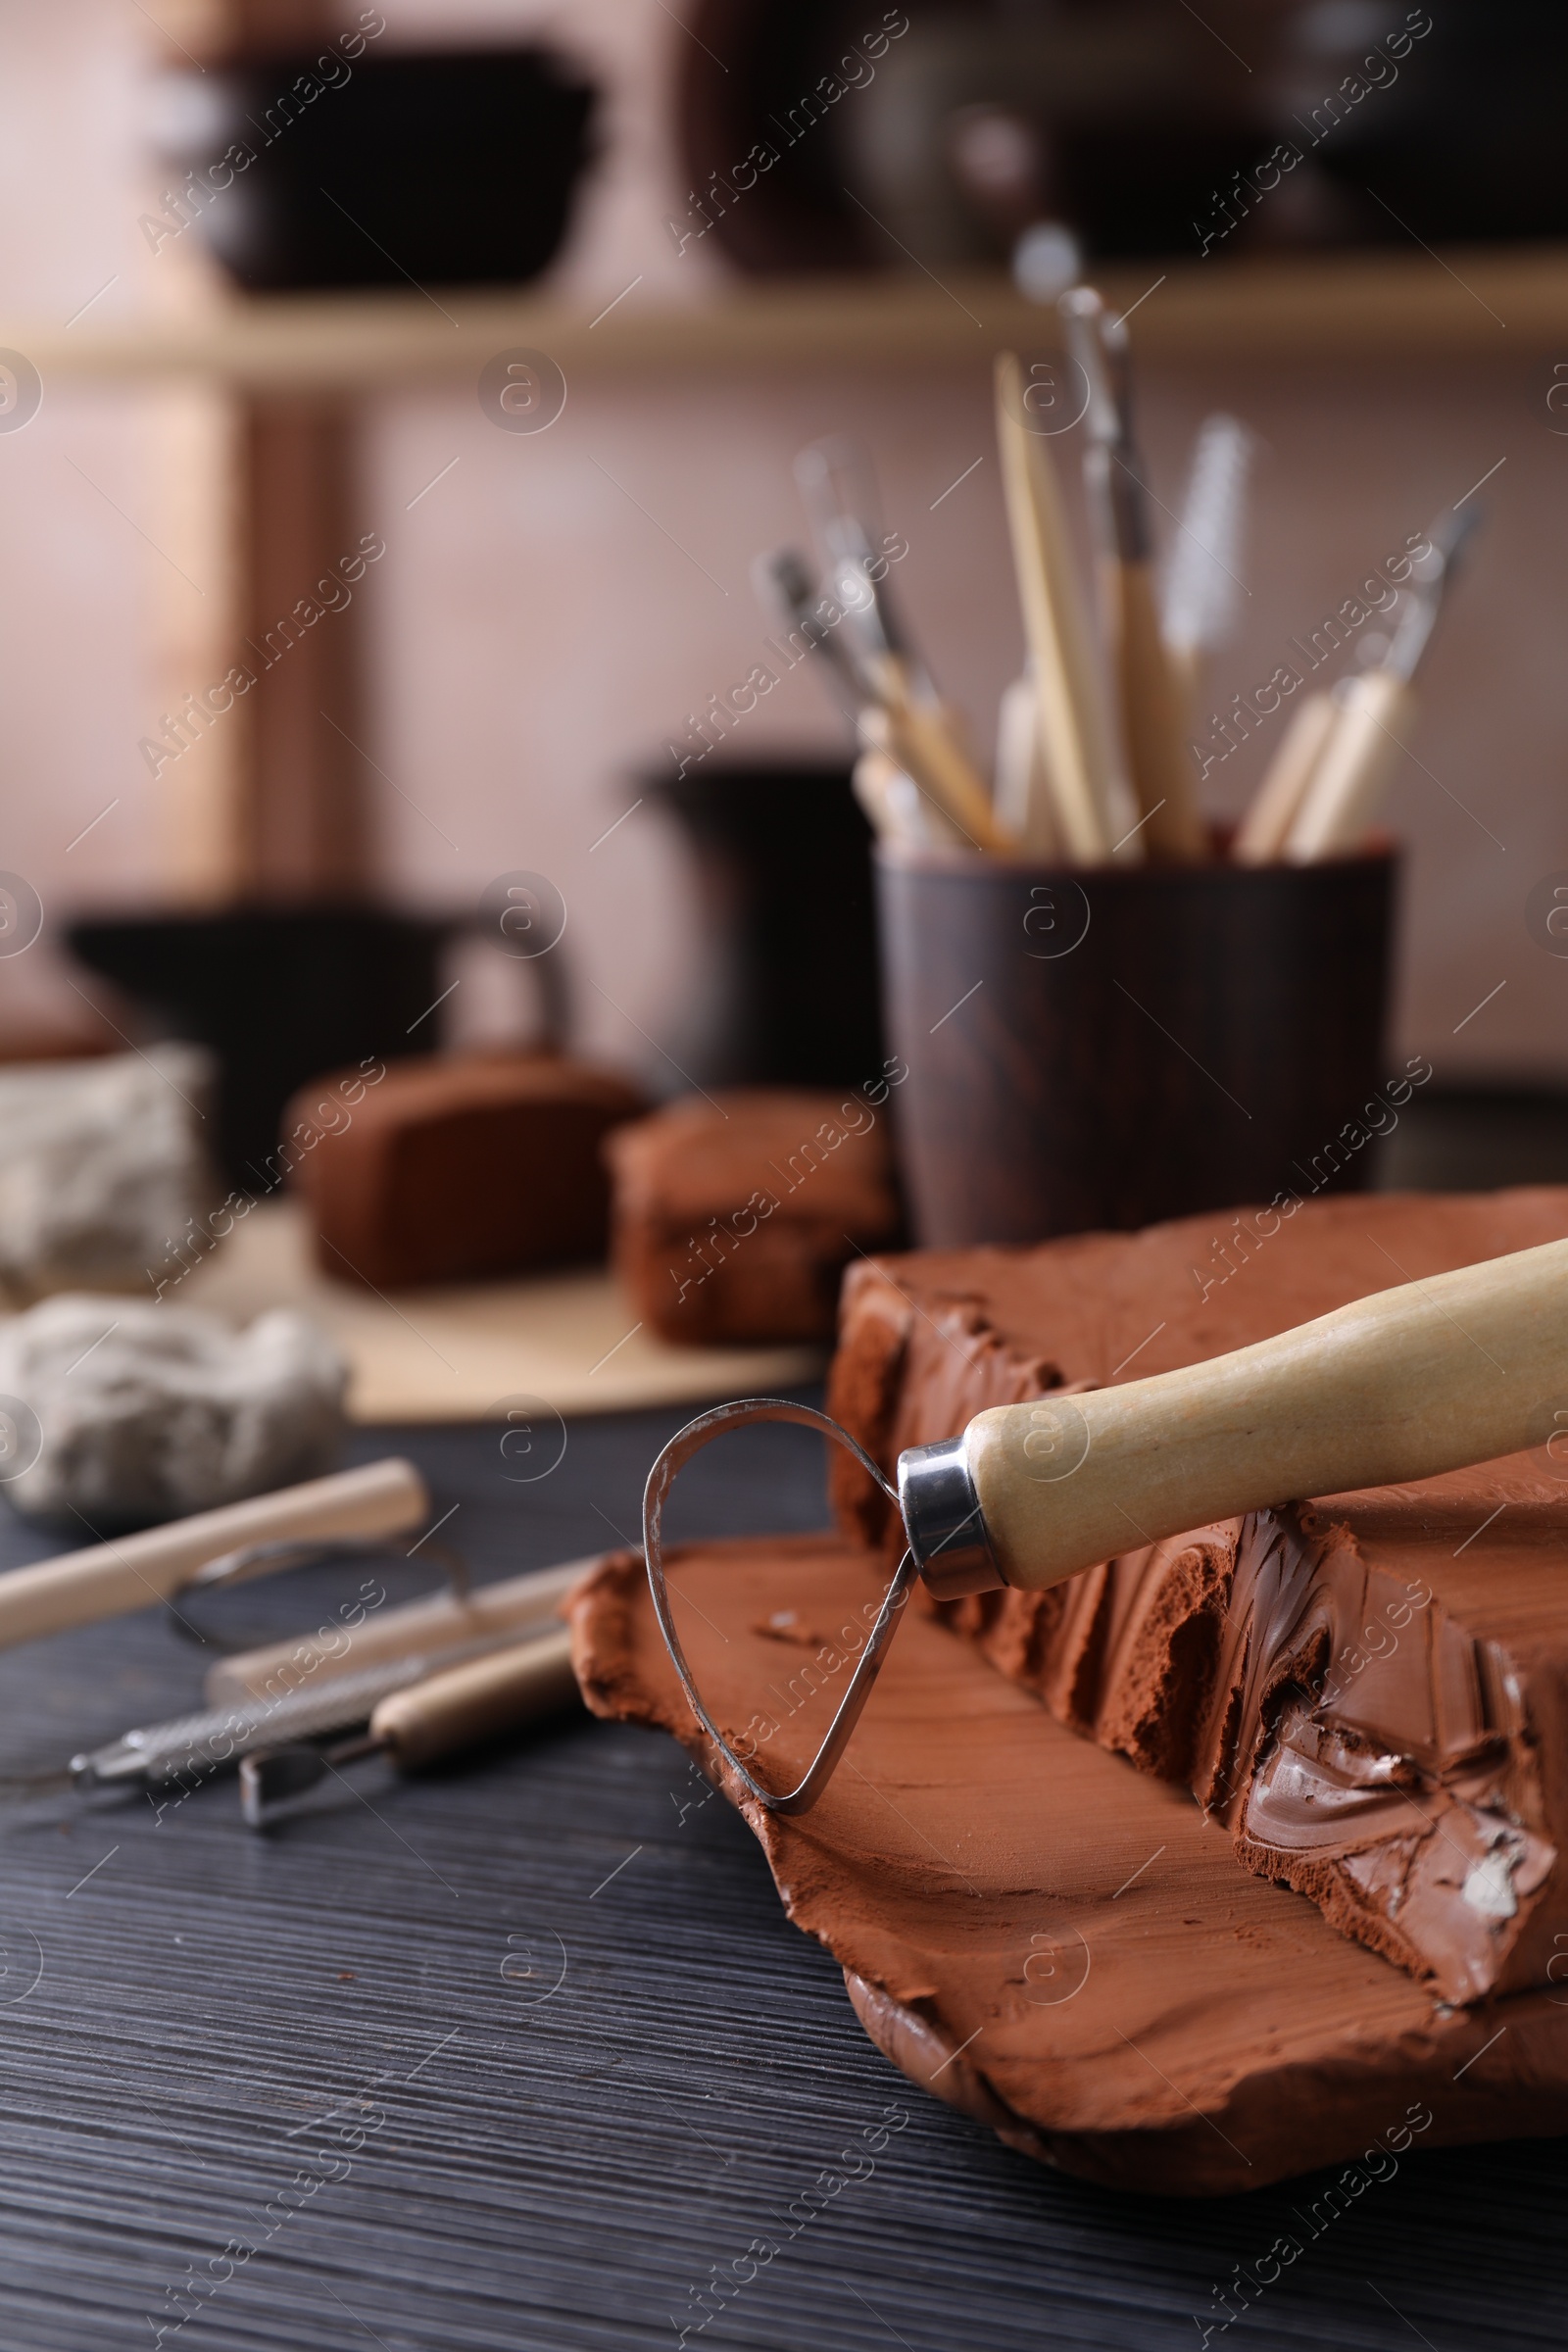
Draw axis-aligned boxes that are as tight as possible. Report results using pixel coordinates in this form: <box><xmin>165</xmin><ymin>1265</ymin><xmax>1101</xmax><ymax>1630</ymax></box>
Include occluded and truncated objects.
<box><xmin>874</xmin><ymin>841</ymin><xmax>1398</xmax><ymax>1248</ymax></box>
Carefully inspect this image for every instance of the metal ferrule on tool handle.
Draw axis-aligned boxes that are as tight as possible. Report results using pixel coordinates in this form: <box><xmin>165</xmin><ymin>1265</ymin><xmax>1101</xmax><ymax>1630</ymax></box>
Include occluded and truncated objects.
<box><xmin>896</xmin><ymin>1436</ymin><xmax>1004</xmax><ymax>1599</ymax></box>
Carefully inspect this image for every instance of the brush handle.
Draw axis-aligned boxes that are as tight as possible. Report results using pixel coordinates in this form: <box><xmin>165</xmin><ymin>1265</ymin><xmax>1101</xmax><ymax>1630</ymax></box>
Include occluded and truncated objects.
<box><xmin>1285</xmin><ymin>670</ymin><xmax>1412</xmax><ymax>860</ymax></box>
<box><xmin>371</xmin><ymin>1624</ymin><xmax>580</xmax><ymax>1768</ymax></box>
<box><xmin>1109</xmin><ymin>561</ymin><xmax>1207</xmax><ymax>860</ymax></box>
<box><xmin>957</xmin><ymin>1237</ymin><xmax>1568</xmax><ymax>1592</ymax></box>
<box><xmin>0</xmin><ymin>1458</ymin><xmax>428</xmax><ymax>1651</ymax></box>
<box><xmin>1233</xmin><ymin>691</ymin><xmax>1338</xmax><ymax>863</ymax></box>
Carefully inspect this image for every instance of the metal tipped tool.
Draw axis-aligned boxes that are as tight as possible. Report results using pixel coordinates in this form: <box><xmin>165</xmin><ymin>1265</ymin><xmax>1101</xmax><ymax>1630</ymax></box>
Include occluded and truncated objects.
<box><xmin>0</xmin><ymin>1652</ymin><xmax>462</xmax><ymax>1807</ymax></box>
<box><xmin>240</xmin><ymin>1624</ymin><xmax>579</xmax><ymax>1829</ymax></box>
<box><xmin>1384</xmin><ymin>502</ymin><xmax>1480</xmax><ymax>683</ymax></box>
<box><xmin>752</xmin><ymin>546</ymin><xmax>870</xmax><ymax>721</ymax></box>
<box><xmin>793</xmin><ymin>436</ymin><xmax>937</xmax><ymax>705</ymax></box>
<box><xmin>1056</xmin><ymin>285</ymin><xmax>1207</xmax><ymax>859</ymax></box>
<box><xmin>1282</xmin><ymin>500</ymin><xmax>1482</xmax><ymax>859</ymax></box>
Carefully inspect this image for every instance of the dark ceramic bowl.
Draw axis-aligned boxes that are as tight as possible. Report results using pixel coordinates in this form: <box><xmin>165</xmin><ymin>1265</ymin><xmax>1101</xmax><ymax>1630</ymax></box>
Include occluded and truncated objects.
<box><xmin>159</xmin><ymin>46</ymin><xmax>596</xmax><ymax>293</ymax></box>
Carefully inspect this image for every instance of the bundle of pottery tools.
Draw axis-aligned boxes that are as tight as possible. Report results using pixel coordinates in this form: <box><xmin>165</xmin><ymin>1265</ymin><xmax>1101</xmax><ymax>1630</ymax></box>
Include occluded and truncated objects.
<box><xmin>0</xmin><ymin>1459</ymin><xmax>591</xmax><ymax>1831</ymax></box>
<box><xmin>756</xmin><ymin>284</ymin><xmax>1472</xmax><ymax>868</ymax></box>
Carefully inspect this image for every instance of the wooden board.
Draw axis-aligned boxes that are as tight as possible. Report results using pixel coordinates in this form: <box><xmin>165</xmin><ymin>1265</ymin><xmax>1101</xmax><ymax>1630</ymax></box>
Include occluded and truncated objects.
<box><xmin>177</xmin><ymin>1200</ymin><xmax>821</xmax><ymax>1421</ymax></box>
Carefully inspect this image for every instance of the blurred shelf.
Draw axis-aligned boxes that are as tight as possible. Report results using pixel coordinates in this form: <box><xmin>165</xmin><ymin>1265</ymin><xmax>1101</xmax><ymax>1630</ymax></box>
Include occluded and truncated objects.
<box><xmin>13</xmin><ymin>241</ymin><xmax>1561</xmax><ymax>391</ymax></box>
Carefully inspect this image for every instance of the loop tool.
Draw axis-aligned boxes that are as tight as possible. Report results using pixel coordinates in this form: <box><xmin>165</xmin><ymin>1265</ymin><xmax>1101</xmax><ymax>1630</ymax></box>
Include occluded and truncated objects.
<box><xmin>645</xmin><ymin>1236</ymin><xmax>1568</xmax><ymax>1813</ymax></box>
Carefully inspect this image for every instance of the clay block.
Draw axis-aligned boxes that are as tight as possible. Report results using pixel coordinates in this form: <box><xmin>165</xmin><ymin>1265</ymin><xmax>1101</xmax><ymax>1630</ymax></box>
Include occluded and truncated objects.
<box><xmin>568</xmin><ymin>1534</ymin><xmax>1568</xmax><ymax>2194</ymax></box>
<box><xmin>826</xmin><ymin>1187</ymin><xmax>1568</xmax><ymax>2003</ymax></box>
<box><xmin>605</xmin><ymin>1089</ymin><xmax>901</xmax><ymax>1345</ymax></box>
<box><xmin>284</xmin><ymin>1054</ymin><xmax>645</xmax><ymax>1290</ymax></box>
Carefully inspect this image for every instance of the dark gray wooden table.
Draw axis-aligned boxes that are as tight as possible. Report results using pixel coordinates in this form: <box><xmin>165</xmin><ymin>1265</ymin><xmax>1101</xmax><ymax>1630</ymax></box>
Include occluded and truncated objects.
<box><xmin>0</xmin><ymin>1396</ymin><xmax>1561</xmax><ymax>2352</ymax></box>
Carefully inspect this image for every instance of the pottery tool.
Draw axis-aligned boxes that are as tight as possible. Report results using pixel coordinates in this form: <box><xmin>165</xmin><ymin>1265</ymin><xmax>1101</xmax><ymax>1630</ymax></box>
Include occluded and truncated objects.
<box><xmin>850</xmin><ymin>745</ymin><xmax>910</xmax><ymax>846</ymax></box>
<box><xmin>793</xmin><ymin>436</ymin><xmax>937</xmax><ymax>709</ymax></box>
<box><xmin>1232</xmin><ymin>689</ymin><xmax>1338</xmax><ymax>863</ymax></box>
<box><xmin>1160</xmin><ymin>413</ymin><xmax>1254</xmax><ymax>713</ymax></box>
<box><xmin>993</xmin><ymin>350</ymin><xmax>1115</xmax><ymax>861</ymax></box>
<box><xmin>1285</xmin><ymin>505</ymin><xmax>1478</xmax><ymax>862</ymax></box>
<box><xmin>239</xmin><ymin>1624</ymin><xmax>579</xmax><ymax>1826</ymax></box>
<box><xmin>852</xmin><ymin>741</ymin><xmax>964</xmax><ymax>853</ymax></box>
<box><xmin>993</xmin><ymin>668</ymin><xmax>1060</xmax><ymax>856</ymax></box>
<box><xmin>752</xmin><ymin>547</ymin><xmax>866</xmax><ymax>724</ymax></box>
<box><xmin>879</xmin><ymin>697</ymin><xmax>1010</xmax><ymax>853</ymax></box>
<box><xmin>1</xmin><ymin>1605</ymin><xmax>582</xmax><ymax>1809</ymax></box>
<box><xmin>1058</xmin><ymin>288</ymin><xmax>1206</xmax><ymax>862</ymax></box>
<box><xmin>792</xmin><ymin>439</ymin><xmax>1008</xmax><ymax>851</ymax></box>
<box><xmin>1281</xmin><ymin>668</ymin><xmax>1409</xmax><ymax>861</ymax></box>
<box><xmin>644</xmin><ymin>1232</ymin><xmax>1568</xmax><ymax>1812</ymax></box>
<box><xmin>843</xmin><ymin>695</ymin><xmax>1004</xmax><ymax>853</ymax></box>
<box><xmin>752</xmin><ymin>540</ymin><xmax>1006</xmax><ymax>852</ymax></box>
<box><xmin>0</xmin><ymin>1457</ymin><xmax>427</xmax><ymax>1652</ymax></box>
<box><xmin>204</xmin><ymin>1552</ymin><xmax>601</xmax><ymax>1702</ymax></box>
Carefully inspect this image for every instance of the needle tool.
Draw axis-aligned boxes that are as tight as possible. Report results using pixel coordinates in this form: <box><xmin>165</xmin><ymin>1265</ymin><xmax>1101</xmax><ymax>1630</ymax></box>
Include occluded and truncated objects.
<box><xmin>1059</xmin><ymin>286</ymin><xmax>1207</xmax><ymax>860</ymax></box>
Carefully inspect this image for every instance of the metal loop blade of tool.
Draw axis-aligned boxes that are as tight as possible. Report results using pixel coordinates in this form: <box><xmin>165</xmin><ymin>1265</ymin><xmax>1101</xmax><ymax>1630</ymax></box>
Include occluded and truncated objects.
<box><xmin>642</xmin><ymin>1397</ymin><xmax>918</xmax><ymax>1817</ymax></box>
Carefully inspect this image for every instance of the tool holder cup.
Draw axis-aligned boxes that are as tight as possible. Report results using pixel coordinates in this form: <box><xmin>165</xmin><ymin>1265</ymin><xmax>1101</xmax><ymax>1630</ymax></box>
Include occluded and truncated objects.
<box><xmin>873</xmin><ymin>838</ymin><xmax>1398</xmax><ymax>1248</ymax></box>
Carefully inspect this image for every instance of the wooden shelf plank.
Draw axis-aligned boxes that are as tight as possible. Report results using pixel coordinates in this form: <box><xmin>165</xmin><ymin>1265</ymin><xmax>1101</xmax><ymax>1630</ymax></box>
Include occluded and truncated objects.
<box><xmin>13</xmin><ymin>243</ymin><xmax>1558</xmax><ymax>389</ymax></box>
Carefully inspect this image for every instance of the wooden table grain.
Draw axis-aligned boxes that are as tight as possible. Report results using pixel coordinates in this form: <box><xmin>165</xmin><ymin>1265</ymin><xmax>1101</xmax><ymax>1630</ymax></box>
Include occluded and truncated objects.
<box><xmin>0</xmin><ymin>1398</ymin><xmax>1560</xmax><ymax>2352</ymax></box>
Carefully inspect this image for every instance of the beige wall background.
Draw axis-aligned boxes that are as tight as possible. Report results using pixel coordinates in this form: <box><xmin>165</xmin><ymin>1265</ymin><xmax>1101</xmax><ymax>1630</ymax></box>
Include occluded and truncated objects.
<box><xmin>0</xmin><ymin>0</ymin><xmax>1562</xmax><ymax>1085</ymax></box>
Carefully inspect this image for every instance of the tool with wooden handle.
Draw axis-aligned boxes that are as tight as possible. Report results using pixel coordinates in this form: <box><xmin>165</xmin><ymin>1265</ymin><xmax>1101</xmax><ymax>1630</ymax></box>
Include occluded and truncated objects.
<box><xmin>1113</xmin><ymin>562</ymin><xmax>1204</xmax><ymax>857</ymax></box>
<box><xmin>645</xmin><ymin>1236</ymin><xmax>1568</xmax><ymax>1813</ymax></box>
<box><xmin>205</xmin><ymin>1552</ymin><xmax>600</xmax><ymax>1703</ymax></box>
<box><xmin>752</xmin><ymin>546</ymin><xmax>866</xmax><ymax>725</ymax></box>
<box><xmin>239</xmin><ymin>1623</ymin><xmax>580</xmax><ymax>1826</ymax></box>
<box><xmin>1233</xmin><ymin>689</ymin><xmax>1338</xmax><ymax>863</ymax></box>
<box><xmin>881</xmin><ymin>694</ymin><xmax>1011</xmax><ymax>854</ymax></box>
<box><xmin>63</xmin><ymin>1644</ymin><xmax>494</xmax><ymax>1795</ymax></box>
<box><xmin>994</xmin><ymin>349</ymin><xmax>1116</xmax><ymax>862</ymax></box>
<box><xmin>852</xmin><ymin>744</ymin><xmax>966</xmax><ymax>853</ymax></box>
<box><xmin>0</xmin><ymin>1458</ymin><xmax>427</xmax><ymax>1652</ymax></box>
<box><xmin>1058</xmin><ymin>288</ymin><xmax>1207</xmax><ymax>863</ymax></box>
<box><xmin>0</xmin><ymin>1565</ymin><xmax>599</xmax><ymax>1810</ymax></box>
<box><xmin>1283</xmin><ymin>667</ymin><xmax>1411</xmax><ymax>861</ymax></box>
<box><xmin>1284</xmin><ymin>503</ymin><xmax>1478</xmax><ymax>862</ymax></box>
<box><xmin>788</xmin><ymin>429</ymin><xmax>1011</xmax><ymax>850</ymax></box>
<box><xmin>793</xmin><ymin>435</ymin><xmax>941</xmax><ymax>711</ymax></box>
<box><xmin>757</xmin><ymin>539</ymin><xmax>1006</xmax><ymax>853</ymax></box>
<box><xmin>993</xmin><ymin>668</ymin><xmax>1061</xmax><ymax>856</ymax></box>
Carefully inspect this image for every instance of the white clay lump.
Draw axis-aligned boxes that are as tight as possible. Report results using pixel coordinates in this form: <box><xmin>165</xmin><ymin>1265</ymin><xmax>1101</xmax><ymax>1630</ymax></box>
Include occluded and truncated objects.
<box><xmin>0</xmin><ymin>1047</ymin><xmax>212</xmax><ymax>1301</ymax></box>
<box><xmin>0</xmin><ymin>1296</ymin><xmax>349</xmax><ymax>1525</ymax></box>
